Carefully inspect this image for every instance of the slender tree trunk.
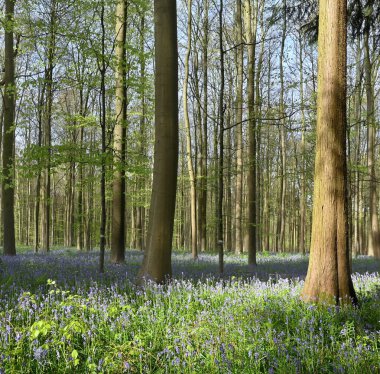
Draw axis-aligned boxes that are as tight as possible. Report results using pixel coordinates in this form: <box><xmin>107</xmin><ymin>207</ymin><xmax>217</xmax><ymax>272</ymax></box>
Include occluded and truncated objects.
<box><xmin>365</xmin><ymin>24</ymin><xmax>380</xmax><ymax>258</ymax></box>
<box><xmin>2</xmin><ymin>0</ymin><xmax>16</xmax><ymax>256</ymax></box>
<box><xmin>217</xmin><ymin>0</ymin><xmax>224</xmax><ymax>273</ymax></box>
<box><xmin>99</xmin><ymin>1</ymin><xmax>107</xmax><ymax>272</ymax></box>
<box><xmin>111</xmin><ymin>0</ymin><xmax>127</xmax><ymax>263</ymax></box>
<box><xmin>198</xmin><ymin>0</ymin><xmax>208</xmax><ymax>253</ymax></box>
<box><xmin>137</xmin><ymin>0</ymin><xmax>178</xmax><ymax>283</ymax></box>
<box><xmin>245</xmin><ymin>0</ymin><xmax>258</xmax><ymax>265</ymax></box>
<box><xmin>301</xmin><ymin>0</ymin><xmax>357</xmax><ymax>305</ymax></box>
<box><xmin>353</xmin><ymin>39</ymin><xmax>362</xmax><ymax>258</ymax></box>
<box><xmin>42</xmin><ymin>0</ymin><xmax>57</xmax><ymax>253</ymax></box>
<box><xmin>183</xmin><ymin>0</ymin><xmax>198</xmax><ymax>259</ymax></box>
<box><xmin>278</xmin><ymin>0</ymin><xmax>287</xmax><ymax>252</ymax></box>
<box><xmin>234</xmin><ymin>0</ymin><xmax>244</xmax><ymax>255</ymax></box>
<box><xmin>135</xmin><ymin>14</ymin><xmax>146</xmax><ymax>251</ymax></box>
<box><xmin>299</xmin><ymin>32</ymin><xmax>307</xmax><ymax>254</ymax></box>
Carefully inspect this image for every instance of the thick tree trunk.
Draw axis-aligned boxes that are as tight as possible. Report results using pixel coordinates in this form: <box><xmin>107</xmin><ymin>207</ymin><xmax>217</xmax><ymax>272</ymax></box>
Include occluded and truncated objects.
<box><xmin>301</xmin><ymin>0</ymin><xmax>357</xmax><ymax>305</ymax></box>
<box><xmin>111</xmin><ymin>0</ymin><xmax>127</xmax><ymax>263</ymax></box>
<box><xmin>137</xmin><ymin>0</ymin><xmax>178</xmax><ymax>283</ymax></box>
<box><xmin>2</xmin><ymin>0</ymin><xmax>16</xmax><ymax>256</ymax></box>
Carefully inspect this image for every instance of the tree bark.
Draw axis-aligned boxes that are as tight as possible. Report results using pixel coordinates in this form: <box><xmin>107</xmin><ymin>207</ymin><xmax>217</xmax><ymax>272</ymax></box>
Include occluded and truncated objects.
<box><xmin>137</xmin><ymin>0</ymin><xmax>178</xmax><ymax>283</ymax></box>
<box><xmin>183</xmin><ymin>0</ymin><xmax>198</xmax><ymax>259</ymax></box>
<box><xmin>41</xmin><ymin>0</ymin><xmax>57</xmax><ymax>253</ymax></box>
<box><xmin>278</xmin><ymin>0</ymin><xmax>287</xmax><ymax>252</ymax></box>
<box><xmin>364</xmin><ymin>21</ymin><xmax>380</xmax><ymax>259</ymax></box>
<box><xmin>111</xmin><ymin>0</ymin><xmax>127</xmax><ymax>263</ymax></box>
<box><xmin>299</xmin><ymin>32</ymin><xmax>306</xmax><ymax>254</ymax></box>
<box><xmin>99</xmin><ymin>0</ymin><xmax>107</xmax><ymax>272</ymax></box>
<box><xmin>198</xmin><ymin>0</ymin><xmax>208</xmax><ymax>253</ymax></box>
<box><xmin>234</xmin><ymin>0</ymin><xmax>244</xmax><ymax>255</ymax></box>
<box><xmin>2</xmin><ymin>0</ymin><xmax>16</xmax><ymax>256</ymax></box>
<box><xmin>301</xmin><ymin>0</ymin><xmax>357</xmax><ymax>305</ymax></box>
<box><xmin>245</xmin><ymin>0</ymin><xmax>258</xmax><ymax>265</ymax></box>
<box><xmin>217</xmin><ymin>0</ymin><xmax>224</xmax><ymax>273</ymax></box>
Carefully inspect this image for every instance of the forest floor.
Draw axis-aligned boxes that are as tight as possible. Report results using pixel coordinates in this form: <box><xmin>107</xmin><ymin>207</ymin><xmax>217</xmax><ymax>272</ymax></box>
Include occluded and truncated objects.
<box><xmin>0</xmin><ymin>249</ymin><xmax>379</xmax><ymax>373</ymax></box>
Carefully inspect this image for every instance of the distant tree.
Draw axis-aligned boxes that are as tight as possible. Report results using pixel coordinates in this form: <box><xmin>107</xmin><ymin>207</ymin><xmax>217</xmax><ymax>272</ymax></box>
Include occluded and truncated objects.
<box><xmin>2</xmin><ymin>0</ymin><xmax>16</xmax><ymax>256</ymax></box>
<box><xmin>137</xmin><ymin>0</ymin><xmax>178</xmax><ymax>283</ymax></box>
<box><xmin>301</xmin><ymin>0</ymin><xmax>357</xmax><ymax>304</ymax></box>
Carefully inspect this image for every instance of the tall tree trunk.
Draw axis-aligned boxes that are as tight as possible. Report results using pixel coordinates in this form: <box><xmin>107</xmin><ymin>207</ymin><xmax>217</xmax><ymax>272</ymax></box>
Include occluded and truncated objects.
<box><xmin>278</xmin><ymin>0</ymin><xmax>287</xmax><ymax>252</ymax></box>
<box><xmin>217</xmin><ymin>0</ymin><xmax>225</xmax><ymax>273</ymax></box>
<box><xmin>111</xmin><ymin>0</ymin><xmax>127</xmax><ymax>263</ymax></box>
<box><xmin>364</xmin><ymin>23</ymin><xmax>380</xmax><ymax>258</ymax></box>
<box><xmin>137</xmin><ymin>0</ymin><xmax>178</xmax><ymax>283</ymax></box>
<box><xmin>42</xmin><ymin>0</ymin><xmax>57</xmax><ymax>253</ymax></box>
<box><xmin>198</xmin><ymin>0</ymin><xmax>208</xmax><ymax>253</ymax></box>
<box><xmin>99</xmin><ymin>0</ymin><xmax>107</xmax><ymax>272</ymax></box>
<box><xmin>234</xmin><ymin>0</ymin><xmax>244</xmax><ymax>255</ymax></box>
<box><xmin>2</xmin><ymin>0</ymin><xmax>16</xmax><ymax>256</ymax></box>
<box><xmin>301</xmin><ymin>0</ymin><xmax>357</xmax><ymax>305</ymax></box>
<box><xmin>183</xmin><ymin>0</ymin><xmax>197</xmax><ymax>259</ymax></box>
<box><xmin>135</xmin><ymin>14</ymin><xmax>146</xmax><ymax>251</ymax></box>
<box><xmin>299</xmin><ymin>32</ymin><xmax>307</xmax><ymax>254</ymax></box>
<box><xmin>34</xmin><ymin>82</ymin><xmax>45</xmax><ymax>252</ymax></box>
<box><xmin>245</xmin><ymin>0</ymin><xmax>258</xmax><ymax>265</ymax></box>
<box><xmin>353</xmin><ymin>39</ymin><xmax>362</xmax><ymax>258</ymax></box>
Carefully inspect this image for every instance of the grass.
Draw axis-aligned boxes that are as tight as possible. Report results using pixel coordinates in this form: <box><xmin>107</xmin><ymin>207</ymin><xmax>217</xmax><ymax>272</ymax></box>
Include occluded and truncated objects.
<box><xmin>0</xmin><ymin>249</ymin><xmax>379</xmax><ymax>373</ymax></box>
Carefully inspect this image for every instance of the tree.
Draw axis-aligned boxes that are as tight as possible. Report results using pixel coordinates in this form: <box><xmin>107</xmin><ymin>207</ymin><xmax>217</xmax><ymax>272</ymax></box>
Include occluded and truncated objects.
<box><xmin>137</xmin><ymin>0</ymin><xmax>178</xmax><ymax>283</ymax></box>
<box><xmin>245</xmin><ymin>0</ymin><xmax>258</xmax><ymax>265</ymax></box>
<box><xmin>111</xmin><ymin>0</ymin><xmax>127</xmax><ymax>263</ymax></box>
<box><xmin>41</xmin><ymin>0</ymin><xmax>58</xmax><ymax>253</ymax></box>
<box><xmin>363</xmin><ymin>1</ymin><xmax>380</xmax><ymax>259</ymax></box>
<box><xmin>2</xmin><ymin>0</ymin><xmax>17</xmax><ymax>256</ymax></box>
<box><xmin>234</xmin><ymin>0</ymin><xmax>244</xmax><ymax>255</ymax></box>
<box><xmin>183</xmin><ymin>0</ymin><xmax>197</xmax><ymax>260</ymax></box>
<box><xmin>301</xmin><ymin>0</ymin><xmax>357</xmax><ymax>304</ymax></box>
<box><xmin>216</xmin><ymin>0</ymin><xmax>225</xmax><ymax>273</ymax></box>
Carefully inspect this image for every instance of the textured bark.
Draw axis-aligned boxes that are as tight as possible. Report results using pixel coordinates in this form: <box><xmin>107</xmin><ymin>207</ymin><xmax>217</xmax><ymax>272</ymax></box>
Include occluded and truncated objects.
<box><xmin>2</xmin><ymin>0</ymin><xmax>16</xmax><ymax>256</ymax></box>
<box><xmin>137</xmin><ymin>0</ymin><xmax>178</xmax><ymax>283</ymax></box>
<box><xmin>111</xmin><ymin>0</ymin><xmax>127</xmax><ymax>263</ymax></box>
<box><xmin>301</xmin><ymin>0</ymin><xmax>357</xmax><ymax>305</ymax></box>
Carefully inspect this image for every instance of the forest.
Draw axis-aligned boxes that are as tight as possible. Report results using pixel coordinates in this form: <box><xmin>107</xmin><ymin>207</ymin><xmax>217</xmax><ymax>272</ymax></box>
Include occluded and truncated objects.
<box><xmin>0</xmin><ymin>0</ymin><xmax>379</xmax><ymax>372</ymax></box>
